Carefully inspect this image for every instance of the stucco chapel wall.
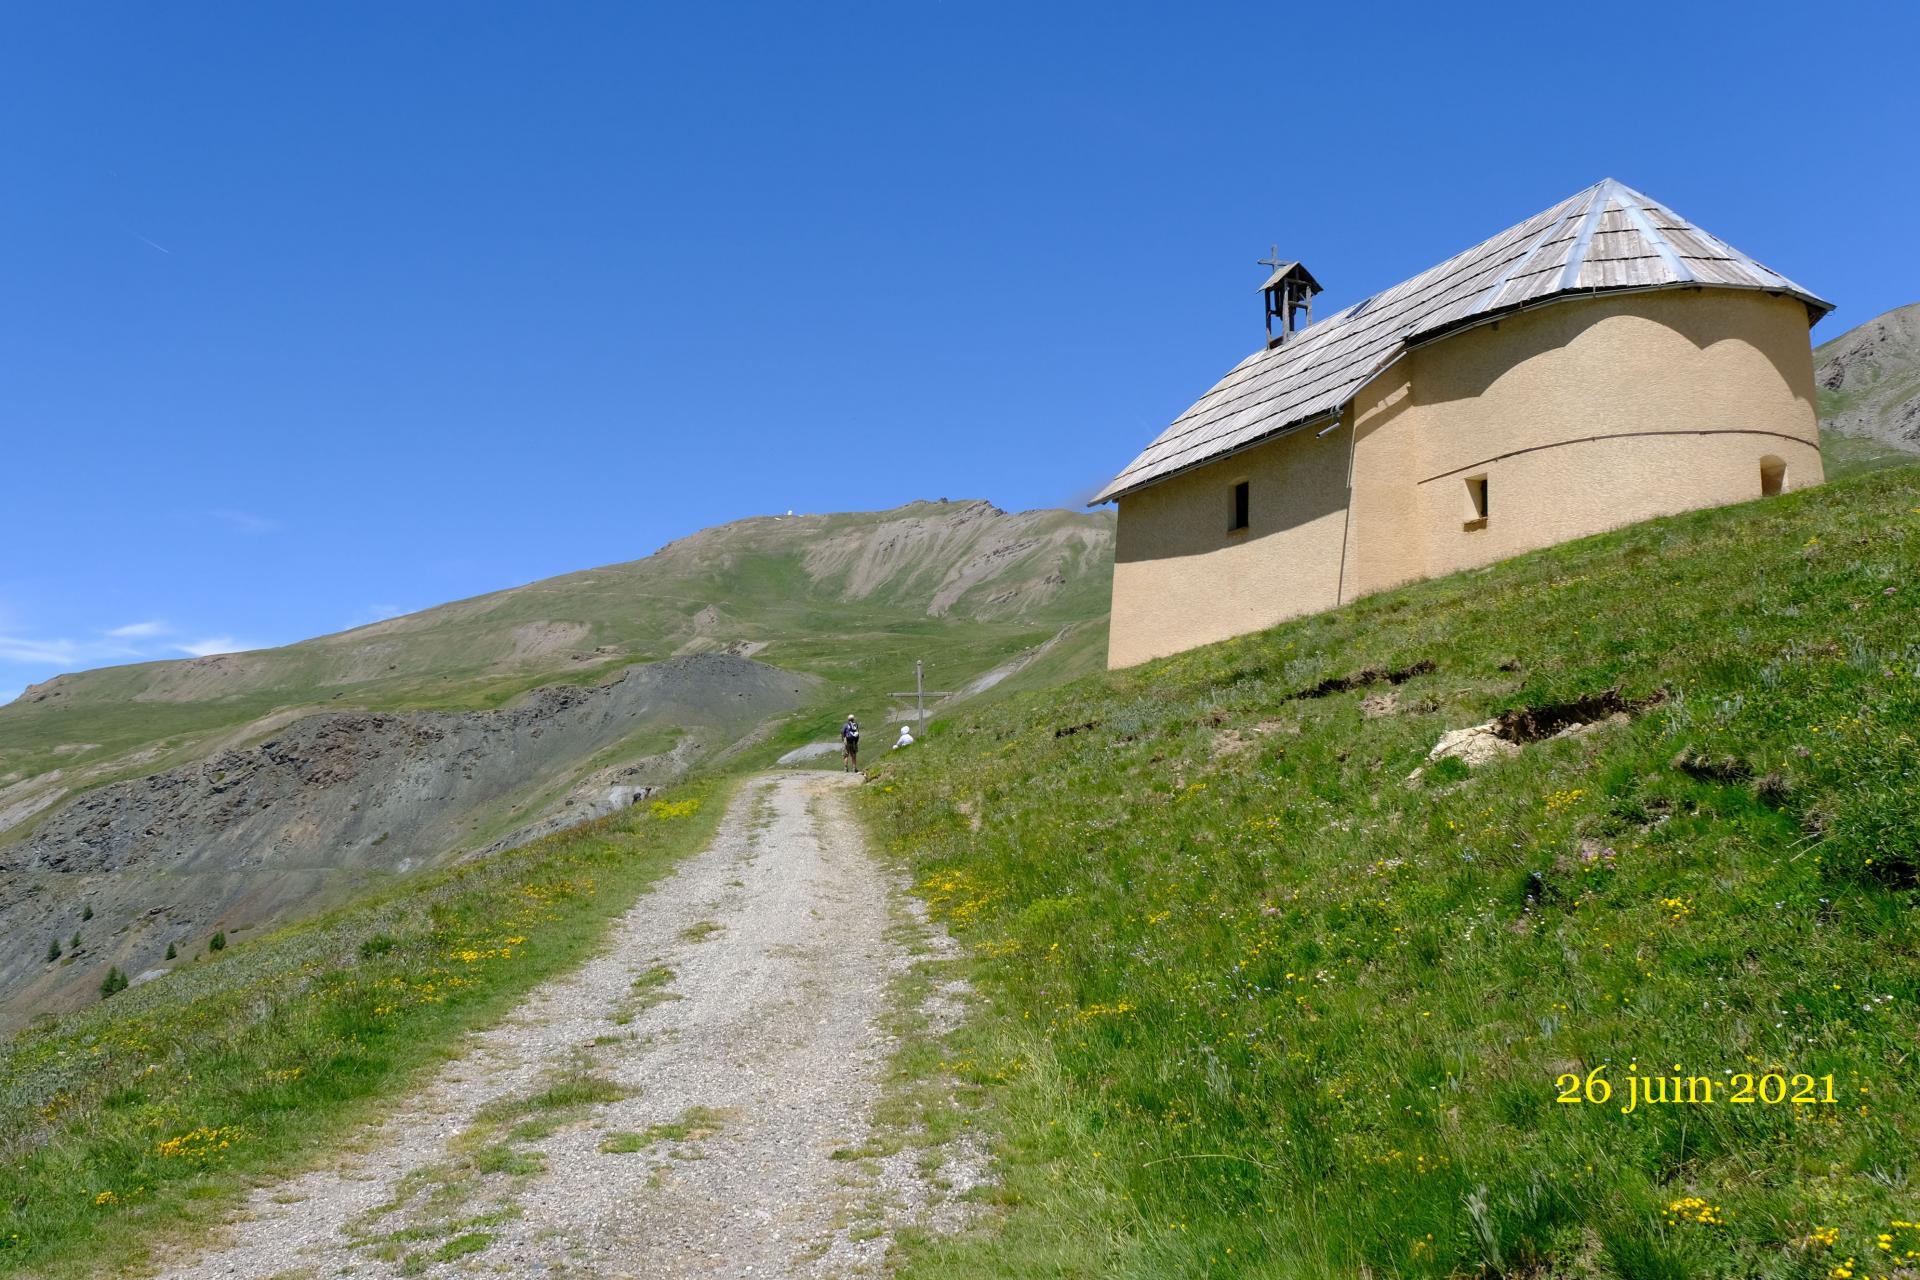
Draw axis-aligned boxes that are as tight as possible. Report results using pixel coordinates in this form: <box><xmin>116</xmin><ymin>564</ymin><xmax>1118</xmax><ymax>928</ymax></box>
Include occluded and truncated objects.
<box><xmin>1344</xmin><ymin>287</ymin><xmax>1823</xmax><ymax>595</ymax></box>
<box><xmin>1107</xmin><ymin>287</ymin><xmax>1824</xmax><ymax>669</ymax></box>
<box><xmin>1108</xmin><ymin>410</ymin><xmax>1353</xmax><ymax>669</ymax></box>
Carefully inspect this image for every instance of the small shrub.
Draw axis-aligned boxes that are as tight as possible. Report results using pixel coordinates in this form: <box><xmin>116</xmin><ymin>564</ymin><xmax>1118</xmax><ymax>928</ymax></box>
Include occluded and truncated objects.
<box><xmin>98</xmin><ymin>968</ymin><xmax>128</xmax><ymax>999</ymax></box>
<box><xmin>80</xmin><ymin>904</ymin><xmax>93</xmax><ymax>922</ymax></box>
<box><xmin>208</xmin><ymin>932</ymin><xmax>226</xmax><ymax>952</ymax></box>
<box><xmin>46</xmin><ymin>938</ymin><xmax>61</xmax><ymax>963</ymax></box>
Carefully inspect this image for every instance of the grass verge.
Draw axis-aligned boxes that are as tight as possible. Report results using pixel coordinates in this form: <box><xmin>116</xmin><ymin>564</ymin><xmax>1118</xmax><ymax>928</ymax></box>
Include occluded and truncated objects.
<box><xmin>0</xmin><ymin>777</ymin><xmax>732</xmax><ymax>1278</ymax></box>
<box><xmin>859</xmin><ymin>466</ymin><xmax>1920</xmax><ymax>1279</ymax></box>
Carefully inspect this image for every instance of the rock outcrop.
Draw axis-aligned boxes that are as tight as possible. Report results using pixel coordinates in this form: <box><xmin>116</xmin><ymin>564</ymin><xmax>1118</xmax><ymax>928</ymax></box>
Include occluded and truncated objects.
<box><xmin>1816</xmin><ymin>301</ymin><xmax>1920</xmax><ymax>453</ymax></box>
<box><xmin>0</xmin><ymin>654</ymin><xmax>812</xmax><ymax>1029</ymax></box>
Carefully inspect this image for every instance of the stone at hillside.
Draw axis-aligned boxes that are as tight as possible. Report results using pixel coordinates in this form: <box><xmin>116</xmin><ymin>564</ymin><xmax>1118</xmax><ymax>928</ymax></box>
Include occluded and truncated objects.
<box><xmin>1427</xmin><ymin>722</ymin><xmax>1521</xmax><ymax>768</ymax></box>
<box><xmin>1406</xmin><ymin>722</ymin><xmax>1521</xmax><ymax>784</ymax></box>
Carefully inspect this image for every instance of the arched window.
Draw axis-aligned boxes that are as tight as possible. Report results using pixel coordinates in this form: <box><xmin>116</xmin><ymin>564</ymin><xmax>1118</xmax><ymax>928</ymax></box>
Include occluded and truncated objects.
<box><xmin>1759</xmin><ymin>456</ymin><xmax>1786</xmax><ymax>498</ymax></box>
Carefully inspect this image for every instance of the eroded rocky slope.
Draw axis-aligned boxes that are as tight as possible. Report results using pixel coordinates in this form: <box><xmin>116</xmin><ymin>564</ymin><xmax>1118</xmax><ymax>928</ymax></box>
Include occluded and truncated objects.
<box><xmin>0</xmin><ymin>655</ymin><xmax>810</xmax><ymax>1029</ymax></box>
<box><xmin>1817</xmin><ymin>300</ymin><xmax>1920</xmax><ymax>453</ymax></box>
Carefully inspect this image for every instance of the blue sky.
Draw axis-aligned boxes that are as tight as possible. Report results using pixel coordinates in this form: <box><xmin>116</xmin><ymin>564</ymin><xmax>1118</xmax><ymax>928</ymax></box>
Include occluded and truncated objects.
<box><xmin>3</xmin><ymin>2</ymin><xmax>1915</xmax><ymax>703</ymax></box>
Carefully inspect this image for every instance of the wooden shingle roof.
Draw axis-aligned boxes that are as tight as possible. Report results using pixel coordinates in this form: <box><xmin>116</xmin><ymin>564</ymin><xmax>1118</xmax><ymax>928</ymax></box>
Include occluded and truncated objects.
<box><xmin>1093</xmin><ymin>179</ymin><xmax>1833</xmax><ymax>504</ymax></box>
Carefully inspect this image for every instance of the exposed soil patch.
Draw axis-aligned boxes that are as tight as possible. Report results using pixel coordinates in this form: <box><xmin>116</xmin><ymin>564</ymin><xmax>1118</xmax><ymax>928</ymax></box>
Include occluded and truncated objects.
<box><xmin>1492</xmin><ymin>688</ymin><xmax>1663</xmax><ymax>743</ymax></box>
<box><xmin>1359</xmin><ymin>690</ymin><xmax>1400</xmax><ymax>718</ymax></box>
<box><xmin>1294</xmin><ymin>659</ymin><xmax>1436</xmax><ymax>700</ymax></box>
<box><xmin>1054</xmin><ymin>719</ymin><xmax>1100</xmax><ymax>738</ymax></box>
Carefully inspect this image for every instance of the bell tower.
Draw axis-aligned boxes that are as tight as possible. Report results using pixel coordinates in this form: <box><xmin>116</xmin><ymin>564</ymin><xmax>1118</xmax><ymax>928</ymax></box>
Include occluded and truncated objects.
<box><xmin>1258</xmin><ymin>248</ymin><xmax>1323</xmax><ymax>348</ymax></box>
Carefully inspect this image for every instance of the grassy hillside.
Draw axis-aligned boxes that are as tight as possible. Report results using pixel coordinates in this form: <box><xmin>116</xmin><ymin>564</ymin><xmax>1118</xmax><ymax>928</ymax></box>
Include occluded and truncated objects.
<box><xmin>1821</xmin><ymin>428</ymin><xmax>1916</xmax><ymax>480</ymax></box>
<box><xmin>0</xmin><ymin>777</ymin><xmax>732</xmax><ymax>1279</ymax></box>
<box><xmin>861</xmin><ymin>465</ymin><xmax>1920</xmax><ymax>1279</ymax></box>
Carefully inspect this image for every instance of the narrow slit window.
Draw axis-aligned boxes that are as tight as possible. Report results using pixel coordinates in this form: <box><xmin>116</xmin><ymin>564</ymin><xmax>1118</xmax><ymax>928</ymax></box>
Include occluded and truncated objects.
<box><xmin>1759</xmin><ymin>456</ymin><xmax>1786</xmax><ymax>497</ymax></box>
<box><xmin>1464</xmin><ymin>475</ymin><xmax>1489</xmax><ymax>529</ymax></box>
<box><xmin>1230</xmin><ymin>480</ymin><xmax>1250</xmax><ymax>532</ymax></box>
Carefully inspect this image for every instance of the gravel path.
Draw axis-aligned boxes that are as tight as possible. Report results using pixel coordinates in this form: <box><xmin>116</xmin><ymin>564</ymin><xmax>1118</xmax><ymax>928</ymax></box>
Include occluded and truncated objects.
<box><xmin>151</xmin><ymin>772</ymin><xmax>964</xmax><ymax>1279</ymax></box>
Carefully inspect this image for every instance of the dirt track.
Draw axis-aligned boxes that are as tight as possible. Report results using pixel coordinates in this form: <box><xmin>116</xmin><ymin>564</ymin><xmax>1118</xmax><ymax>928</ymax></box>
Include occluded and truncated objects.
<box><xmin>149</xmin><ymin>772</ymin><xmax>974</xmax><ymax>1279</ymax></box>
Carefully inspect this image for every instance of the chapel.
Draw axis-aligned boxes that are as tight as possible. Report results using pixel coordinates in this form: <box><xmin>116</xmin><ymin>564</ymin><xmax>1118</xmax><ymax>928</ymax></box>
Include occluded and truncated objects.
<box><xmin>1096</xmin><ymin>179</ymin><xmax>1832</xmax><ymax>668</ymax></box>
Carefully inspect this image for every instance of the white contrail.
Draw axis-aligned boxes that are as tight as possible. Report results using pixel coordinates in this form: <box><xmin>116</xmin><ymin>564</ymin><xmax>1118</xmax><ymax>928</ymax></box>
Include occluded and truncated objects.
<box><xmin>134</xmin><ymin>234</ymin><xmax>172</xmax><ymax>254</ymax></box>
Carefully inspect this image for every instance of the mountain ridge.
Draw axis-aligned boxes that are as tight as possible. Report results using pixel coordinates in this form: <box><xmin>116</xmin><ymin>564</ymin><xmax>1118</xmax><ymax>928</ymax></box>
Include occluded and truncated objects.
<box><xmin>1</xmin><ymin>498</ymin><xmax>1112</xmax><ymax>783</ymax></box>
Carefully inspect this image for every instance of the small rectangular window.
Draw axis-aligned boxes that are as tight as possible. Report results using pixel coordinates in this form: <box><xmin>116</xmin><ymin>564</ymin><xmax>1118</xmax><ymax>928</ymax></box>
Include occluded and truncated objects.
<box><xmin>1464</xmin><ymin>475</ymin><xmax>1488</xmax><ymax>529</ymax></box>
<box><xmin>1230</xmin><ymin>481</ymin><xmax>1250</xmax><ymax>532</ymax></box>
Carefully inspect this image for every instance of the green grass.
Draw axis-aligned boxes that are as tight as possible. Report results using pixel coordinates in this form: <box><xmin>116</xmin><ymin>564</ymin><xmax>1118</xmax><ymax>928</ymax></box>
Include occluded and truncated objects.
<box><xmin>638</xmin><ymin>1105</ymin><xmax>728</xmax><ymax>1145</ymax></box>
<box><xmin>859</xmin><ymin>465</ymin><xmax>1920</xmax><ymax>1279</ymax></box>
<box><xmin>431</xmin><ymin>1231</ymin><xmax>493</xmax><ymax>1262</ymax></box>
<box><xmin>0</xmin><ymin>777</ymin><xmax>732</xmax><ymax>1279</ymax></box>
<box><xmin>598</xmin><ymin>1131</ymin><xmax>649</xmax><ymax>1154</ymax></box>
<box><xmin>1821</xmin><ymin>426</ymin><xmax>1917</xmax><ymax>480</ymax></box>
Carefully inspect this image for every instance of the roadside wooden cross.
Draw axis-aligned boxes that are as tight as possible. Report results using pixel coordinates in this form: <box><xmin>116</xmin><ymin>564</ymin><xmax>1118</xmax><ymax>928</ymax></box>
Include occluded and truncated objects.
<box><xmin>888</xmin><ymin>660</ymin><xmax>953</xmax><ymax>735</ymax></box>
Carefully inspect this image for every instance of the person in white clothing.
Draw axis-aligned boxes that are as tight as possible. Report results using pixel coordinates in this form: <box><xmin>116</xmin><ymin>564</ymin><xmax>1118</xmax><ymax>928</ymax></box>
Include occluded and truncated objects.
<box><xmin>894</xmin><ymin>724</ymin><xmax>915</xmax><ymax>749</ymax></box>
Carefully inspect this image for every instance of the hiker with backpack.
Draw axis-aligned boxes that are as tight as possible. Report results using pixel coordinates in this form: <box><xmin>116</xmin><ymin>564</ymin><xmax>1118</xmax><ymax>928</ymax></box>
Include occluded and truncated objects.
<box><xmin>840</xmin><ymin>715</ymin><xmax>861</xmax><ymax>771</ymax></box>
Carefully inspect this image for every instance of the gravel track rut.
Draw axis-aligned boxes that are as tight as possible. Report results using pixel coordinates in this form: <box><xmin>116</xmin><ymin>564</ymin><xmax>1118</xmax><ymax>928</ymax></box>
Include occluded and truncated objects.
<box><xmin>151</xmin><ymin>771</ymin><xmax>947</xmax><ymax>1279</ymax></box>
